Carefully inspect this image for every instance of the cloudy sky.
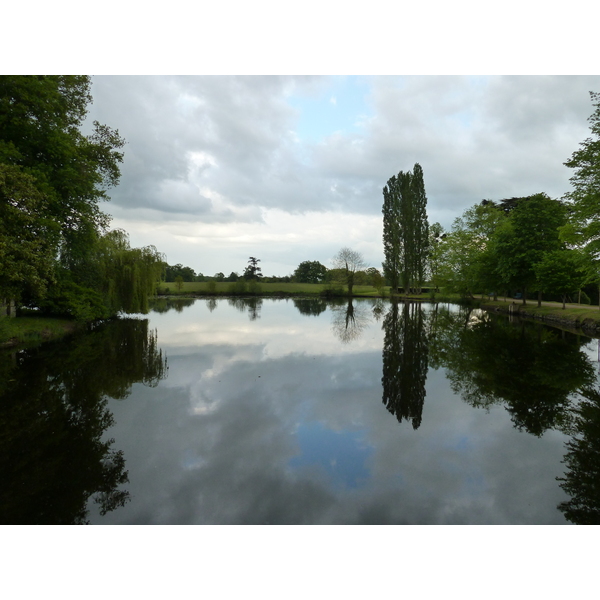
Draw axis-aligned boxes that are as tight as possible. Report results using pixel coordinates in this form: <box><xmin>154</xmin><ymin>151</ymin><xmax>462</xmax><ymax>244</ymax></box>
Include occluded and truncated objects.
<box><xmin>83</xmin><ymin>75</ymin><xmax>600</xmax><ymax>277</ymax></box>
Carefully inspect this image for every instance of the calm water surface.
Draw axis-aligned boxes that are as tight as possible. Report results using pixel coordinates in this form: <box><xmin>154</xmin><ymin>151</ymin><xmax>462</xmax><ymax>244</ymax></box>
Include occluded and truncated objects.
<box><xmin>2</xmin><ymin>297</ymin><xmax>600</xmax><ymax>524</ymax></box>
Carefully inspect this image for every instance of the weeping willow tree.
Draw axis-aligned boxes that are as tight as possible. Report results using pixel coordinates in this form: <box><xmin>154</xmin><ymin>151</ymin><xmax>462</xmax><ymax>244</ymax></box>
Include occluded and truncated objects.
<box><xmin>96</xmin><ymin>229</ymin><xmax>165</xmax><ymax>315</ymax></box>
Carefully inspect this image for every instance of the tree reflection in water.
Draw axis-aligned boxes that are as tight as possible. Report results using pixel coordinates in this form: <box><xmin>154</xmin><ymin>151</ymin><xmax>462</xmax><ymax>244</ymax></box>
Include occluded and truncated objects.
<box><xmin>228</xmin><ymin>297</ymin><xmax>263</xmax><ymax>321</ymax></box>
<box><xmin>331</xmin><ymin>299</ymin><xmax>371</xmax><ymax>344</ymax></box>
<box><xmin>557</xmin><ymin>385</ymin><xmax>600</xmax><ymax>524</ymax></box>
<box><xmin>381</xmin><ymin>301</ymin><xmax>428</xmax><ymax>429</ymax></box>
<box><xmin>148</xmin><ymin>297</ymin><xmax>196</xmax><ymax>313</ymax></box>
<box><xmin>0</xmin><ymin>319</ymin><xmax>167</xmax><ymax>524</ymax></box>
<box><xmin>293</xmin><ymin>297</ymin><xmax>328</xmax><ymax>317</ymax></box>
<box><xmin>428</xmin><ymin>305</ymin><xmax>595</xmax><ymax>436</ymax></box>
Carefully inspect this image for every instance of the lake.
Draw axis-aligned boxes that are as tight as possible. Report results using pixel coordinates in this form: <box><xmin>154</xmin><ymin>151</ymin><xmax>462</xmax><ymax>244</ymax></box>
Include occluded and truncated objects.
<box><xmin>2</xmin><ymin>297</ymin><xmax>599</xmax><ymax>524</ymax></box>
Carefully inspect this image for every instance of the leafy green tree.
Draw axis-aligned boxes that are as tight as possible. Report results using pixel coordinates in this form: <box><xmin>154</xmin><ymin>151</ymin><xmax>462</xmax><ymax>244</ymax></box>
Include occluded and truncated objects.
<box><xmin>562</xmin><ymin>92</ymin><xmax>600</xmax><ymax>257</ymax></box>
<box><xmin>30</xmin><ymin>229</ymin><xmax>165</xmax><ymax>319</ymax></box>
<box><xmin>293</xmin><ymin>260</ymin><xmax>328</xmax><ymax>283</ymax></box>
<box><xmin>438</xmin><ymin>202</ymin><xmax>506</xmax><ymax>298</ymax></box>
<box><xmin>174</xmin><ymin>275</ymin><xmax>184</xmax><ymax>291</ymax></box>
<box><xmin>0</xmin><ymin>76</ymin><xmax>125</xmax><ymax>271</ymax></box>
<box><xmin>0</xmin><ymin>165</ymin><xmax>59</xmax><ymax>302</ymax></box>
<box><xmin>534</xmin><ymin>249</ymin><xmax>589</xmax><ymax>308</ymax></box>
<box><xmin>243</xmin><ymin>257</ymin><xmax>262</xmax><ymax>280</ymax></box>
<box><xmin>164</xmin><ymin>263</ymin><xmax>196</xmax><ymax>282</ymax></box>
<box><xmin>382</xmin><ymin>163</ymin><xmax>429</xmax><ymax>293</ymax></box>
<box><xmin>331</xmin><ymin>247</ymin><xmax>366</xmax><ymax>296</ymax></box>
<box><xmin>366</xmin><ymin>267</ymin><xmax>385</xmax><ymax>294</ymax></box>
<box><xmin>494</xmin><ymin>193</ymin><xmax>567</xmax><ymax>304</ymax></box>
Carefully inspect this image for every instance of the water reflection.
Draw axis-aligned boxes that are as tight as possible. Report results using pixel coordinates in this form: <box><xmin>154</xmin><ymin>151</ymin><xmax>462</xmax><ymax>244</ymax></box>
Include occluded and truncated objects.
<box><xmin>331</xmin><ymin>299</ymin><xmax>372</xmax><ymax>344</ymax></box>
<box><xmin>5</xmin><ymin>298</ymin><xmax>600</xmax><ymax>524</ymax></box>
<box><xmin>292</xmin><ymin>297</ymin><xmax>328</xmax><ymax>317</ymax></box>
<box><xmin>381</xmin><ymin>301</ymin><xmax>428</xmax><ymax>429</ymax></box>
<box><xmin>0</xmin><ymin>319</ymin><xmax>167</xmax><ymax>524</ymax></box>
<box><xmin>428</xmin><ymin>305</ymin><xmax>595</xmax><ymax>436</ymax></box>
<box><xmin>149</xmin><ymin>297</ymin><xmax>196</xmax><ymax>313</ymax></box>
<box><xmin>228</xmin><ymin>297</ymin><xmax>263</xmax><ymax>321</ymax></box>
<box><xmin>557</xmin><ymin>385</ymin><xmax>600</xmax><ymax>524</ymax></box>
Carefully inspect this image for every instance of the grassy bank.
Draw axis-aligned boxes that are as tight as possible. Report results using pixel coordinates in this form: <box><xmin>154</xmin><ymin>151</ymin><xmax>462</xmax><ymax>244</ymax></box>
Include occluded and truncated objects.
<box><xmin>158</xmin><ymin>281</ymin><xmax>386</xmax><ymax>297</ymax></box>
<box><xmin>480</xmin><ymin>298</ymin><xmax>600</xmax><ymax>334</ymax></box>
<box><xmin>0</xmin><ymin>316</ymin><xmax>83</xmax><ymax>348</ymax></box>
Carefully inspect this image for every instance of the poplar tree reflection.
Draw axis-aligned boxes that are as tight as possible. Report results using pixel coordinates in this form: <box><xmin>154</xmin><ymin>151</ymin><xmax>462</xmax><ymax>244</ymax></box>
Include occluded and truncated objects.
<box><xmin>381</xmin><ymin>301</ymin><xmax>429</xmax><ymax>429</ymax></box>
<box><xmin>429</xmin><ymin>307</ymin><xmax>595</xmax><ymax>436</ymax></box>
<box><xmin>0</xmin><ymin>319</ymin><xmax>167</xmax><ymax>524</ymax></box>
<box><xmin>557</xmin><ymin>385</ymin><xmax>600</xmax><ymax>524</ymax></box>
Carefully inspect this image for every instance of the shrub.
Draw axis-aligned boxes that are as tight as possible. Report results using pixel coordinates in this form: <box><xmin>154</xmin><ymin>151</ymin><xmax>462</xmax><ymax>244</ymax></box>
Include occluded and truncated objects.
<box><xmin>228</xmin><ymin>281</ymin><xmax>247</xmax><ymax>295</ymax></box>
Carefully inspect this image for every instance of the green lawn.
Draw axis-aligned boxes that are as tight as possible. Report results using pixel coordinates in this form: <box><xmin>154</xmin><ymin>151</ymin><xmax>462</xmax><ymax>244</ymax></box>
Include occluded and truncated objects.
<box><xmin>158</xmin><ymin>281</ymin><xmax>386</xmax><ymax>296</ymax></box>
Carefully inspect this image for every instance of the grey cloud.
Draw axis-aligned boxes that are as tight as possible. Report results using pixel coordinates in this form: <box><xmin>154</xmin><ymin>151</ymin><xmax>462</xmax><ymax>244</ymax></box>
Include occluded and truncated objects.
<box><xmin>86</xmin><ymin>75</ymin><xmax>600</xmax><ymax>231</ymax></box>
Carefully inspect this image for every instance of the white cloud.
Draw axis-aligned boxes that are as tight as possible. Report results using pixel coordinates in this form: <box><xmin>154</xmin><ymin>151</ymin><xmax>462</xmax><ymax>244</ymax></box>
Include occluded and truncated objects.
<box><xmin>87</xmin><ymin>75</ymin><xmax>600</xmax><ymax>274</ymax></box>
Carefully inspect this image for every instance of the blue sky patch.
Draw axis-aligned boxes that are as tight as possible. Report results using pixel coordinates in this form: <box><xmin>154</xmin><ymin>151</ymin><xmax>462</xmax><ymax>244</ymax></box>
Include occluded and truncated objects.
<box><xmin>289</xmin><ymin>421</ymin><xmax>373</xmax><ymax>489</ymax></box>
<box><xmin>287</xmin><ymin>76</ymin><xmax>372</xmax><ymax>143</ymax></box>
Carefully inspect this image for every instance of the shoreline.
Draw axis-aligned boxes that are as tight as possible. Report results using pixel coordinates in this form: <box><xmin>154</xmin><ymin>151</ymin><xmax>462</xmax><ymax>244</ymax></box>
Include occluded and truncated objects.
<box><xmin>480</xmin><ymin>300</ymin><xmax>600</xmax><ymax>337</ymax></box>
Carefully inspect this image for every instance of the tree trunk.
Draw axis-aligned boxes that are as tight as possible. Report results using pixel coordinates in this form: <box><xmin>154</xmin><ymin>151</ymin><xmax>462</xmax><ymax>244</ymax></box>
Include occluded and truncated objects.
<box><xmin>562</xmin><ymin>294</ymin><xmax>566</xmax><ymax>309</ymax></box>
<box><xmin>537</xmin><ymin>290</ymin><xmax>542</xmax><ymax>308</ymax></box>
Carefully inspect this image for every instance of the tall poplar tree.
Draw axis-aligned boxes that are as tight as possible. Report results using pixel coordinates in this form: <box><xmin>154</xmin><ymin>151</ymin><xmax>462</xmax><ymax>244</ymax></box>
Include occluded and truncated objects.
<box><xmin>382</xmin><ymin>163</ymin><xmax>429</xmax><ymax>294</ymax></box>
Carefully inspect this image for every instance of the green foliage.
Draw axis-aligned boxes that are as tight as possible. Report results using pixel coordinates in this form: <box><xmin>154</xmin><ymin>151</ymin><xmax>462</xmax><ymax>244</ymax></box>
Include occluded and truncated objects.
<box><xmin>366</xmin><ymin>267</ymin><xmax>385</xmax><ymax>294</ymax></box>
<box><xmin>0</xmin><ymin>76</ymin><xmax>125</xmax><ymax>269</ymax></box>
<box><xmin>248</xmin><ymin>280</ymin><xmax>262</xmax><ymax>294</ymax></box>
<box><xmin>382</xmin><ymin>163</ymin><xmax>429</xmax><ymax>292</ymax></box>
<box><xmin>437</xmin><ymin>202</ymin><xmax>506</xmax><ymax>297</ymax></box>
<box><xmin>228</xmin><ymin>280</ymin><xmax>247</xmax><ymax>295</ymax></box>
<box><xmin>534</xmin><ymin>249</ymin><xmax>589</xmax><ymax>308</ymax></box>
<box><xmin>34</xmin><ymin>276</ymin><xmax>110</xmax><ymax>321</ymax></box>
<box><xmin>243</xmin><ymin>257</ymin><xmax>262</xmax><ymax>280</ymax></box>
<box><xmin>563</xmin><ymin>92</ymin><xmax>600</xmax><ymax>258</ymax></box>
<box><xmin>293</xmin><ymin>260</ymin><xmax>328</xmax><ymax>283</ymax></box>
<box><xmin>494</xmin><ymin>193</ymin><xmax>568</xmax><ymax>299</ymax></box>
<box><xmin>0</xmin><ymin>165</ymin><xmax>60</xmax><ymax>301</ymax></box>
<box><xmin>175</xmin><ymin>275</ymin><xmax>184</xmax><ymax>291</ymax></box>
<box><xmin>0</xmin><ymin>75</ymin><xmax>134</xmax><ymax>319</ymax></box>
<box><xmin>95</xmin><ymin>230</ymin><xmax>164</xmax><ymax>315</ymax></box>
<box><xmin>164</xmin><ymin>263</ymin><xmax>196</xmax><ymax>282</ymax></box>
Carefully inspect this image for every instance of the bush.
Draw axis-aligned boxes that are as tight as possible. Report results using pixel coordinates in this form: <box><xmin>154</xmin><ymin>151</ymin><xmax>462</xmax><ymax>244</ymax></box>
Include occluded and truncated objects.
<box><xmin>35</xmin><ymin>280</ymin><xmax>110</xmax><ymax>321</ymax></box>
<box><xmin>320</xmin><ymin>284</ymin><xmax>345</xmax><ymax>298</ymax></box>
<box><xmin>228</xmin><ymin>281</ymin><xmax>247</xmax><ymax>295</ymax></box>
<box><xmin>248</xmin><ymin>280</ymin><xmax>262</xmax><ymax>295</ymax></box>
